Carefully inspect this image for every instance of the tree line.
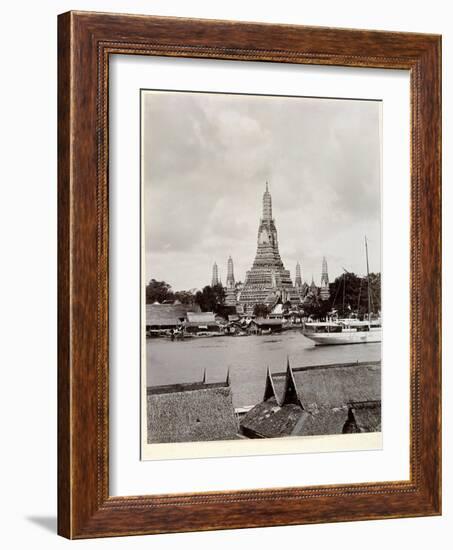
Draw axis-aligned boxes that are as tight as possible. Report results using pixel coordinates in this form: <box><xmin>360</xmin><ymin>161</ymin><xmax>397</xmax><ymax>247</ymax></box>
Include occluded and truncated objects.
<box><xmin>301</xmin><ymin>272</ymin><xmax>381</xmax><ymax>319</ymax></box>
<box><xmin>145</xmin><ymin>279</ymin><xmax>228</xmax><ymax>314</ymax></box>
<box><xmin>146</xmin><ymin>272</ymin><xmax>381</xmax><ymax>319</ymax></box>
<box><xmin>145</xmin><ymin>279</ymin><xmax>195</xmax><ymax>305</ymax></box>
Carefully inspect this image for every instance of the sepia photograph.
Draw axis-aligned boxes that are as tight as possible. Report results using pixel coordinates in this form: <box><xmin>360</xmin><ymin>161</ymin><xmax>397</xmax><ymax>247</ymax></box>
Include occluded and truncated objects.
<box><xmin>52</xmin><ymin>8</ymin><xmax>442</xmax><ymax>539</ymax></box>
<box><xmin>141</xmin><ymin>89</ymin><xmax>382</xmax><ymax>454</ymax></box>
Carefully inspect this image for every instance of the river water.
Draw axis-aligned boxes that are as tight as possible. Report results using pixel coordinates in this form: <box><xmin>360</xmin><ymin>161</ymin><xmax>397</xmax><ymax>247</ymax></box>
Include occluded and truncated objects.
<box><xmin>146</xmin><ymin>331</ymin><xmax>381</xmax><ymax>408</ymax></box>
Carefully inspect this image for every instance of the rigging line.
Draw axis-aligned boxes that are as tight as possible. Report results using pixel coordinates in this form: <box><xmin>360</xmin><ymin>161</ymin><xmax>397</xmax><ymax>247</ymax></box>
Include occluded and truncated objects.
<box><xmin>342</xmin><ymin>272</ymin><xmax>346</xmax><ymax>313</ymax></box>
<box><xmin>365</xmin><ymin>236</ymin><xmax>371</xmax><ymax>323</ymax></box>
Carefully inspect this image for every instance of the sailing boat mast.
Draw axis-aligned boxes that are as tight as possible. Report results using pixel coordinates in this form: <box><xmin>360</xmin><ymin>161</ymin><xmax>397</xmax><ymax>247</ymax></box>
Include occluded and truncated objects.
<box><xmin>365</xmin><ymin>236</ymin><xmax>371</xmax><ymax>324</ymax></box>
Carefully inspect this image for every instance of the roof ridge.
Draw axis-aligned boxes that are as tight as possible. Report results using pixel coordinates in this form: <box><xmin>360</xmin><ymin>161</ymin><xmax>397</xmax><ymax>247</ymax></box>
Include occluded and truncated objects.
<box><xmin>272</xmin><ymin>360</ymin><xmax>381</xmax><ymax>377</ymax></box>
<box><xmin>147</xmin><ymin>381</ymin><xmax>229</xmax><ymax>395</ymax></box>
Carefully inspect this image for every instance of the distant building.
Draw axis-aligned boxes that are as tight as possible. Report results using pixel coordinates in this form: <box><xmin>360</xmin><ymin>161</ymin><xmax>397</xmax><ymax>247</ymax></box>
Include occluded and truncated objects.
<box><xmin>147</xmin><ymin>374</ymin><xmax>239</xmax><ymax>443</ymax></box>
<box><xmin>247</xmin><ymin>318</ymin><xmax>283</xmax><ymax>334</ymax></box>
<box><xmin>320</xmin><ymin>256</ymin><xmax>330</xmax><ymax>301</ymax></box>
<box><xmin>240</xmin><ymin>360</ymin><xmax>381</xmax><ymax>438</ymax></box>
<box><xmin>238</xmin><ymin>183</ymin><xmax>299</xmax><ymax>314</ymax></box>
<box><xmin>185</xmin><ymin>311</ymin><xmax>220</xmax><ymax>334</ymax></box>
<box><xmin>146</xmin><ymin>303</ymin><xmax>191</xmax><ymax>332</ymax></box>
<box><xmin>269</xmin><ymin>303</ymin><xmax>284</xmax><ymax>318</ymax></box>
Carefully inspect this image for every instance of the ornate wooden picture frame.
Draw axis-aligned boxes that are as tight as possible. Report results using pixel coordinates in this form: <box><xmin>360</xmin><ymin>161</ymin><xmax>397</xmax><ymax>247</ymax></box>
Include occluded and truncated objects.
<box><xmin>58</xmin><ymin>11</ymin><xmax>441</xmax><ymax>539</ymax></box>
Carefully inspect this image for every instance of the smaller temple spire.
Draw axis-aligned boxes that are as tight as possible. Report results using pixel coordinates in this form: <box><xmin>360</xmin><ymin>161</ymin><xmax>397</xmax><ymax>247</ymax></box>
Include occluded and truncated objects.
<box><xmin>321</xmin><ymin>256</ymin><xmax>329</xmax><ymax>285</ymax></box>
<box><xmin>211</xmin><ymin>262</ymin><xmax>219</xmax><ymax>287</ymax></box>
<box><xmin>309</xmin><ymin>274</ymin><xmax>318</xmax><ymax>296</ymax></box>
<box><xmin>295</xmin><ymin>261</ymin><xmax>302</xmax><ymax>288</ymax></box>
<box><xmin>226</xmin><ymin>368</ymin><xmax>231</xmax><ymax>386</ymax></box>
<box><xmin>226</xmin><ymin>255</ymin><xmax>235</xmax><ymax>289</ymax></box>
<box><xmin>320</xmin><ymin>256</ymin><xmax>330</xmax><ymax>301</ymax></box>
<box><xmin>202</xmin><ymin>368</ymin><xmax>207</xmax><ymax>384</ymax></box>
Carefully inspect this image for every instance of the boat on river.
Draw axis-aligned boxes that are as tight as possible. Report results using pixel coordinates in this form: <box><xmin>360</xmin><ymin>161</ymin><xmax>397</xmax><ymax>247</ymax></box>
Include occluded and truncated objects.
<box><xmin>302</xmin><ymin>237</ymin><xmax>381</xmax><ymax>346</ymax></box>
<box><xmin>302</xmin><ymin>319</ymin><xmax>381</xmax><ymax>345</ymax></box>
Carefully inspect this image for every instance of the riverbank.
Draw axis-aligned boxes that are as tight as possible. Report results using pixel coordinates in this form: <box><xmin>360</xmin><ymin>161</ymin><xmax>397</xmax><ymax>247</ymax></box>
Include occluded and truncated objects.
<box><xmin>147</xmin><ymin>331</ymin><xmax>381</xmax><ymax>408</ymax></box>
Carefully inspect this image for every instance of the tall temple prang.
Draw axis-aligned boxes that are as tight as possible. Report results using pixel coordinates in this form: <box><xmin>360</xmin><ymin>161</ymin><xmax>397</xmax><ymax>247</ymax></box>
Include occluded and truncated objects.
<box><xmin>320</xmin><ymin>256</ymin><xmax>330</xmax><ymax>301</ymax></box>
<box><xmin>211</xmin><ymin>262</ymin><xmax>219</xmax><ymax>287</ymax></box>
<box><xmin>238</xmin><ymin>182</ymin><xmax>299</xmax><ymax>314</ymax></box>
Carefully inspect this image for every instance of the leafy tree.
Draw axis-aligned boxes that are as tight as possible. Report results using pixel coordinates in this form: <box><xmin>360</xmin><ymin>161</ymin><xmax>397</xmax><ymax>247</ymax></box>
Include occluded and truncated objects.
<box><xmin>253</xmin><ymin>303</ymin><xmax>270</xmax><ymax>318</ymax></box>
<box><xmin>300</xmin><ymin>272</ymin><xmax>381</xmax><ymax>320</ymax></box>
<box><xmin>174</xmin><ymin>290</ymin><xmax>195</xmax><ymax>305</ymax></box>
<box><xmin>194</xmin><ymin>284</ymin><xmax>225</xmax><ymax>313</ymax></box>
<box><xmin>302</xmin><ymin>293</ymin><xmax>321</xmax><ymax>319</ymax></box>
<box><xmin>145</xmin><ymin>279</ymin><xmax>174</xmax><ymax>304</ymax></box>
<box><xmin>216</xmin><ymin>304</ymin><xmax>237</xmax><ymax>320</ymax></box>
<box><xmin>367</xmin><ymin>273</ymin><xmax>381</xmax><ymax>315</ymax></box>
<box><xmin>211</xmin><ymin>283</ymin><xmax>226</xmax><ymax>306</ymax></box>
<box><xmin>329</xmin><ymin>272</ymin><xmax>381</xmax><ymax>318</ymax></box>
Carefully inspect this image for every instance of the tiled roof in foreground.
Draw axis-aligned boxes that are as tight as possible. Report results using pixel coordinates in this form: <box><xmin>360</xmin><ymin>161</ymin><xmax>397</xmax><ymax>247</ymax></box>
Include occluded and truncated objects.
<box><xmin>147</xmin><ymin>380</ymin><xmax>239</xmax><ymax>443</ymax></box>
<box><xmin>241</xmin><ymin>361</ymin><xmax>381</xmax><ymax>438</ymax></box>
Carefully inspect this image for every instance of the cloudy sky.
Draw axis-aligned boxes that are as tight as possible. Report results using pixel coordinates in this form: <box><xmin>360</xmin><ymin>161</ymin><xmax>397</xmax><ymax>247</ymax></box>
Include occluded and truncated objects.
<box><xmin>142</xmin><ymin>90</ymin><xmax>381</xmax><ymax>292</ymax></box>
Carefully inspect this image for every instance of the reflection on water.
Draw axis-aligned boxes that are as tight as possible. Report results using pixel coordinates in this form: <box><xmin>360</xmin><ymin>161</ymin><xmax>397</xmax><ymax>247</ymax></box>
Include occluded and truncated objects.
<box><xmin>146</xmin><ymin>331</ymin><xmax>381</xmax><ymax>408</ymax></box>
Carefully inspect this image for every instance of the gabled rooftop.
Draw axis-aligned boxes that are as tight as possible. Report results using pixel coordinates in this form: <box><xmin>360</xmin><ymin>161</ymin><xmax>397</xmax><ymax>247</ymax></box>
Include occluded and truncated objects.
<box><xmin>240</xmin><ymin>360</ymin><xmax>381</xmax><ymax>439</ymax></box>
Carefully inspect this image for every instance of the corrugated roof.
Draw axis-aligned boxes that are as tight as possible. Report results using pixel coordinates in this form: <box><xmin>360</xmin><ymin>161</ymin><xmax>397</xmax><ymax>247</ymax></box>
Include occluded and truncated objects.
<box><xmin>147</xmin><ymin>384</ymin><xmax>239</xmax><ymax>443</ymax></box>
